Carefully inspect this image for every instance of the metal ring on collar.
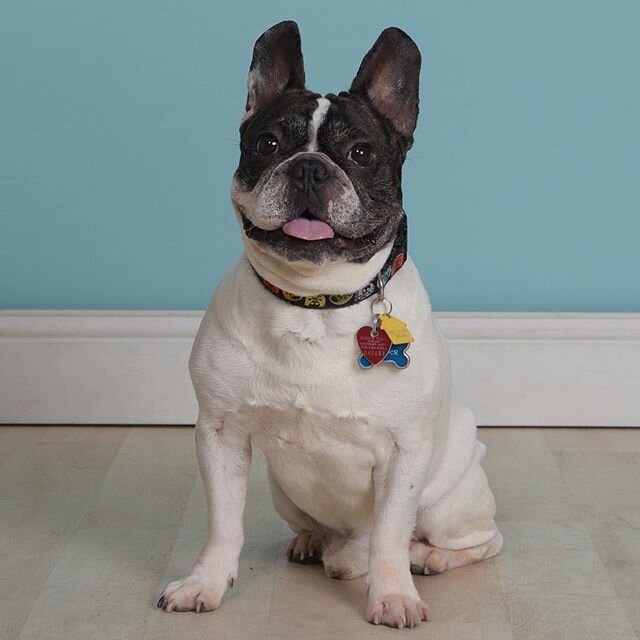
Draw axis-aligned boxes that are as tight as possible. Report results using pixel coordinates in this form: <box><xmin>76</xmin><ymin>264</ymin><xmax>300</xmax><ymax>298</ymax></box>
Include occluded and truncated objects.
<box><xmin>371</xmin><ymin>297</ymin><xmax>392</xmax><ymax>317</ymax></box>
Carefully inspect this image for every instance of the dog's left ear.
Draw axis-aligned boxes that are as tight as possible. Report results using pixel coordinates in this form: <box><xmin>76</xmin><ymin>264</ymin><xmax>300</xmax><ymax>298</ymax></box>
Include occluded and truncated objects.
<box><xmin>350</xmin><ymin>28</ymin><xmax>421</xmax><ymax>148</ymax></box>
<box><xmin>242</xmin><ymin>20</ymin><xmax>306</xmax><ymax>124</ymax></box>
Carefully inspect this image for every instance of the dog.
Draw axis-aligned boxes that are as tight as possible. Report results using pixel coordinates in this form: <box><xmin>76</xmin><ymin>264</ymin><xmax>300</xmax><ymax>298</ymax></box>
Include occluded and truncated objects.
<box><xmin>158</xmin><ymin>21</ymin><xmax>502</xmax><ymax>629</ymax></box>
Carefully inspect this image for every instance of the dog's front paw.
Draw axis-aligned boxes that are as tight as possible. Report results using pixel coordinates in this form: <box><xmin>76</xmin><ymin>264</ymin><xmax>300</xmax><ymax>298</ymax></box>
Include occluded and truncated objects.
<box><xmin>157</xmin><ymin>572</ymin><xmax>233</xmax><ymax>613</ymax></box>
<box><xmin>367</xmin><ymin>592</ymin><xmax>430</xmax><ymax>629</ymax></box>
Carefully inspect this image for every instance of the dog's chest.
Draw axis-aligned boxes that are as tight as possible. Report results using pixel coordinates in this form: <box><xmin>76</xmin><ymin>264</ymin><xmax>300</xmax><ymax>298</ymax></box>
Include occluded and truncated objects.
<box><xmin>225</xmin><ymin>287</ymin><xmax>430</xmax><ymax>446</ymax></box>
<box><xmin>244</xmin><ymin>314</ymin><xmax>377</xmax><ymax>429</ymax></box>
<box><xmin>196</xmin><ymin>258</ymin><xmax>441</xmax><ymax>447</ymax></box>
<box><xmin>238</xmin><ymin>310</ymin><xmax>392</xmax><ymax>461</ymax></box>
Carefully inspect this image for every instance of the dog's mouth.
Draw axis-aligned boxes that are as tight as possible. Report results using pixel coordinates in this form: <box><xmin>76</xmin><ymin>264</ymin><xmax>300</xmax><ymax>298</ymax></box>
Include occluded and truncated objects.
<box><xmin>240</xmin><ymin>208</ymin><xmax>357</xmax><ymax>249</ymax></box>
<box><xmin>238</xmin><ymin>206</ymin><xmax>401</xmax><ymax>264</ymax></box>
<box><xmin>281</xmin><ymin>209</ymin><xmax>335</xmax><ymax>241</ymax></box>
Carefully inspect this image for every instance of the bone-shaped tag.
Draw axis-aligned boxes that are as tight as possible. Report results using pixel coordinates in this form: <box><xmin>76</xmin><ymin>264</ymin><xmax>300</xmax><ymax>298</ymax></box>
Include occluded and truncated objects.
<box><xmin>358</xmin><ymin>343</ymin><xmax>411</xmax><ymax>370</ymax></box>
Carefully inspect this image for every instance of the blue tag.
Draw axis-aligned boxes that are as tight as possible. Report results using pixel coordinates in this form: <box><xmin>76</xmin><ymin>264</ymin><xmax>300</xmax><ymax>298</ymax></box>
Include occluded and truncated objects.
<box><xmin>359</xmin><ymin>343</ymin><xmax>411</xmax><ymax>369</ymax></box>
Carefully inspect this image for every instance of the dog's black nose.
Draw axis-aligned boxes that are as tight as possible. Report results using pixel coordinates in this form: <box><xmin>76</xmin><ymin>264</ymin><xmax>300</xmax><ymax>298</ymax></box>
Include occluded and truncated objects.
<box><xmin>288</xmin><ymin>156</ymin><xmax>329</xmax><ymax>189</ymax></box>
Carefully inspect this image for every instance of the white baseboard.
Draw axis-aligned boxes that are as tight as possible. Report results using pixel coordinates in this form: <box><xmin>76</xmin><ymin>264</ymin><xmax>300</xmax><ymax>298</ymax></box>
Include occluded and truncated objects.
<box><xmin>1</xmin><ymin>310</ymin><xmax>639</xmax><ymax>426</ymax></box>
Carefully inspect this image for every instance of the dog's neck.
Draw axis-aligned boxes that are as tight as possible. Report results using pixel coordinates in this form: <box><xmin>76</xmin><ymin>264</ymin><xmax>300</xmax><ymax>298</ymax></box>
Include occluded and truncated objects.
<box><xmin>242</xmin><ymin>236</ymin><xmax>393</xmax><ymax>298</ymax></box>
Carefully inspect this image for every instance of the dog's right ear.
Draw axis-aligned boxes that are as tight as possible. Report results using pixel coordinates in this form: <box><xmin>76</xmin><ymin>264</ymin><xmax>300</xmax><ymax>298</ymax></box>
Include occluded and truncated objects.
<box><xmin>242</xmin><ymin>21</ymin><xmax>305</xmax><ymax>124</ymax></box>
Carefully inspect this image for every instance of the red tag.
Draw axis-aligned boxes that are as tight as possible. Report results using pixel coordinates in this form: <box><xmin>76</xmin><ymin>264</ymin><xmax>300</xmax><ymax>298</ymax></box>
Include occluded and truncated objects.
<box><xmin>356</xmin><ymin>326</ymin><xmax>392</xmax><ymax>366</ymax></box>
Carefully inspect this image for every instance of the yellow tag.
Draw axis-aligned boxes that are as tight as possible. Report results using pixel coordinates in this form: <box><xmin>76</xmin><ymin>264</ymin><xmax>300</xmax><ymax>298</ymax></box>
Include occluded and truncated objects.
<box><xmin>380</xmin><ymin>314</ymin><xmax>415</xmax><ymax>345</ymax></box>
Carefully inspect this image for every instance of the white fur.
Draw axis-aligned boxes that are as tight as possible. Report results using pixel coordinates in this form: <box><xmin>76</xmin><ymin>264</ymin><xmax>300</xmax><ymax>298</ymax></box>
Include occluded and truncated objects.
<box><xmin>307</xmin><ymin>96</ymin><xmax>331</xmax><ymax>151</ymax></box>
<box><xmin>160</xmin><ymin>243</ymin><xmax>501</xmax><ymax>625</ymax></box>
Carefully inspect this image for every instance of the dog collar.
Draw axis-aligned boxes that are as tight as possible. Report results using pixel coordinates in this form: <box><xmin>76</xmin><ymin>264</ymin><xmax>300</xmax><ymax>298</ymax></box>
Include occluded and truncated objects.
<box><xmin>252</xmin><ymin>215</ymin><xmax>408</xmax><ymax>309</ymax></box>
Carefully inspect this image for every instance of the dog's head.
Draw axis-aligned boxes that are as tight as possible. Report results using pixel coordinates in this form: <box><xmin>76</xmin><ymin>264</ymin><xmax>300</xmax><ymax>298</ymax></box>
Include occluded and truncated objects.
<box><xmin>231</xmin><ymin>21</ymin><xmax>420</xmax><ymax>266</ymax></box>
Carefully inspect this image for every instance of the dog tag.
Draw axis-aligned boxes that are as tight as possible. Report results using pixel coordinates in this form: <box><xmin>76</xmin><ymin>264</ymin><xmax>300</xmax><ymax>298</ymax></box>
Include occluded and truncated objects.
<box><xmin>359</xmin><ymin>343</ymin><xmax>411</xmax><ymax>369</ymax></box>
<box><xmin>380</xmin><ymin>314</ymin><xmax>415</xmax><ymax>345</ymax></box>
<box><xmin>356</xmin><ymin>326</ymin><xmax>391</xmax><ymax>366</ymax></box>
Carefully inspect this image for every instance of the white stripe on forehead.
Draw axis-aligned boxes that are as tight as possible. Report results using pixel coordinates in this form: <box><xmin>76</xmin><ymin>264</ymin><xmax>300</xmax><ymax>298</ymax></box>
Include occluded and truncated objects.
<box><xmin>307</xmin><ymin>96</ymin><xmax>331</xmax><ymax>152</ymax></box>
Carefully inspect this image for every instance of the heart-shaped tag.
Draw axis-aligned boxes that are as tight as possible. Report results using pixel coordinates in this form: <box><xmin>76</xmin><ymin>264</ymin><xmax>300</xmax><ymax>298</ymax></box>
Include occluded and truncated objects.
<box><xmin>356</xmin><ymin>326</ymin><xmax>392</xmax><ymax>366</ymax></box>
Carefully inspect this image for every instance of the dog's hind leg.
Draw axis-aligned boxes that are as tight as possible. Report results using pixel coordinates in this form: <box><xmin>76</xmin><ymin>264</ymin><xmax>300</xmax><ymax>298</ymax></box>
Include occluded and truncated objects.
<box><xmin>411</xmin><ymin>438</ymin><xmax>502</xmax><ymax>576</ymax></box>
<box><xmin>268</xmin><ymin>467</ymin><xmax>324</xmax><ymax>564</ymax></box>
<box><xmin>409</xmin><ymin>532</ymin><xmax>503</xmax><ymax>575</ymax></box>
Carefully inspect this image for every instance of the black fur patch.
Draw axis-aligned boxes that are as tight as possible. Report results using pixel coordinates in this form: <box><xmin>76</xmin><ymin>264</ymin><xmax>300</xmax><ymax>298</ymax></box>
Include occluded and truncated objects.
<box><xmin>236</xmin><ymin>90</ymin><xmax>319</xmax><ymax>192</ymax></box>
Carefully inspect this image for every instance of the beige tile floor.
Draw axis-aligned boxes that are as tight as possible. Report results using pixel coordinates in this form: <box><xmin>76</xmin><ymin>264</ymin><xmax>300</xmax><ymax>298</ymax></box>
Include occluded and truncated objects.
<box><xmin>1</xmin><ymin>426</ymin><xmax>639</xmax><ymax>640</ymax></box>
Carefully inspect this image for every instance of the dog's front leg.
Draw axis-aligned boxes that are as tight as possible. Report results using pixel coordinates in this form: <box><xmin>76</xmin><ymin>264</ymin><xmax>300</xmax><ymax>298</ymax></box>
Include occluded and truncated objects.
<box><xmin>158</xmin><ymin>417</ymin><xmax>251</xmax><ymax>613</ymax></box>
<box><xmin>367</xmin><ymin>436</ymin><xmax>431</xmax><ymax>629</ymax></box>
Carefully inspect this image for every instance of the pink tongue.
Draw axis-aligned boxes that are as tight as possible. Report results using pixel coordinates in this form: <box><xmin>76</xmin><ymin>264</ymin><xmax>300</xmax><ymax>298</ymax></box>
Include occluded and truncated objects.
<box><xmin>282</xmin><ymin>217</ymin><xmax>335</xmax><ymax>241</ymax></box>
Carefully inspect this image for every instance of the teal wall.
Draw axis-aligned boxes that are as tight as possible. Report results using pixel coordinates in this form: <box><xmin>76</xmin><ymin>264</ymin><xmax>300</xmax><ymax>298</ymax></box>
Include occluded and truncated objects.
<box><xmin>1</xmin><ymin>0</ymin><xmax>638</xmax><ymax>311</ymax></box>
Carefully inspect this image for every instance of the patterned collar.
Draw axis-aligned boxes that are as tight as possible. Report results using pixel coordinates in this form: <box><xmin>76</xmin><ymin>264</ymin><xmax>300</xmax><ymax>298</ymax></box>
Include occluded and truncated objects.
<box><xmin>252</xmin><ymin>215</ymin><xmax>408</xmax><ymax>309</ymax></box>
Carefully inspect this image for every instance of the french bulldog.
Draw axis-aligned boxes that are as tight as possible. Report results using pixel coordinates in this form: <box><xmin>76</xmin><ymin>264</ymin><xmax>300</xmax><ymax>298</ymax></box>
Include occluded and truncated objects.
<box><xmin>158</xmin><ymin>21</ymin><xmax>502</xmax><ymax>629</ymax></box>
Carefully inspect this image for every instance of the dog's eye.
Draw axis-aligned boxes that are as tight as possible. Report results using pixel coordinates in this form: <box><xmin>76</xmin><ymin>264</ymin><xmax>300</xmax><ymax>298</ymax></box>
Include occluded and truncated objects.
<box><xmin>256</xmin><ymin>133</ymin><xmax>279</xmax><ymax>156</ymax></box>
<box><xmin>348</xmin><ymin>143</ymin><xmax>373</xmax><ymax>166</ymax></box>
